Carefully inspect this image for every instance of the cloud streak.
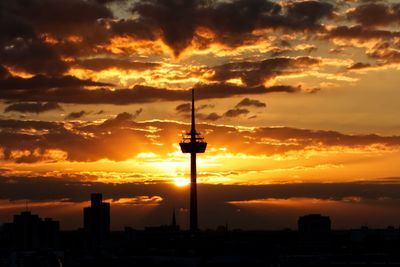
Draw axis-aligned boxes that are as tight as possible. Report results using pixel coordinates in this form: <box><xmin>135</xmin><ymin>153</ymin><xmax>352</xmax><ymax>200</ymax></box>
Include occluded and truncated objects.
<box><xmin>0</xmin><ymin>77</ymin><xmax>301</xmax><ymax>104</ymax></box>
<box><xmin>4</xmin><ymin>102</ymin><xmax>62</xmax><ymax>114</ymax></box>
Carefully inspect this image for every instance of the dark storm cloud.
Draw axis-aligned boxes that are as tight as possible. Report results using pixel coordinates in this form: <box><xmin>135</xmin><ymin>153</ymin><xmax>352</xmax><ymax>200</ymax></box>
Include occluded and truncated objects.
<box><xmin>198</xmin><ymin>104</ymin><xmax>215</xmax><ymax>110</ymax></box>
<box><xmin>175</xmin><ymin>103</ymin><xmax>191</xmax><ymax>113</ymax></box>
<box><xmin>0</xmin><ymin>119</ymin><xmax>63</xmax><ymax>131</ymax></box>
<box><xmin>176</xmin><ymin>100</ymin><xmax>256</xmax><ymax>121</ymax></box>
<box><xmin>0</xmin><ymin>36</ymin><xmax>68</xmax><ymax>76</ymax></box>
<box><xmin>0</xmin><ymin>74</ymin><xmax>111</xmax><ymax>90</ymax></box>
<box><xmin>73</xmin><ymin>58</ymin><xmax>160</xmax><ymax>71</ymax></box>
<box><xmin>235</xmin><ymin>98</ymin><xmax>266</xmax><ymax>108</ymax></box>
<box><xmin>126</xmin><ymin>0</ymin><xmax>335</xmax><ymax>56</ymax></box>
<box><xmin>65</xmin><ymin>110</ymin><xmax>87</xmax><ymax>120</ymax></box>
<box><xmin>1</xmin><ymin>0</ymin><xmax>335</xmax><ymax>59</ymax></box>
<box><xmin>0</xmin><ymin>0</ymin><xmax>382</xmax><ymax>81</ymax></box>
<box><xmin>99</xmin><ymin>109</ymin><xmax>142</xmax><ymax>128</ymax></box>
<box><xmin>0</xmin><ymin>65</ymin><xmax>11</xmax><ymax>79</ymax></box>
<box><xmin>2</xmin><ymin>0</ymin><xmax>113</xmax><ymax>36</ymax></box>
<box><xmin>367</xmin><ymin>45</ymin><xmax>400</xmax><ymax>62</ymax></box>
<box><xmin>133</xmin><ymin>108</ymin><xmax>143</xmax><ymax>119</ymax></box>
<box><xmin>0</xmin><ymin>0</ymin><xmax>114</xmax><ymax>74</ymax></box>
<box><xmin>200</xmin><ymin>112</ymin><xmax>222</xmax><ymax>121</ymax></box>
<box><xmin>209</xmin><ymin>57</ymin><xmax>321</xmax><ymax>86</ymax></box>
<box><xmin>6</xmin><ymin>0</ymin><xmax>333</xmax><ymax>58</ymax></box>
<box><xmin>347</xmin><ymin>2</ymin><xmax>400</xmax><ymax>27</ymax></box>
<box><xmin>0</xmin><ymin>0</ymin><xmax>396</xmax><ymax>108</ymax></box>
<box><xmin>192</xmin><ymin>83</ymin><xmax>301</xmax><ymax>100</ymax></box>
<box><xmin>0</xmin><ymin>9</ymin><xmax>68</xmax><ymax>75</ymax></box>
<box><xmin>4</xmin><ymin>102</ymin><xmax>62</xmax><ymax>114</ymax></box>
<box><xmin>0</xmin><ymin>0</ymin><xmax>340</xmax><ymax>85</ymax></box>
<box><xmin>175</xmin><ymin>103</ymin><xmax>222</xmax><ymax>121</ymax></box>
<box><xmin>0</xmin><ymin>78</ymin><xmax>300</xmax><ymax>104</ymax></box>
<box><xmin>131</xmin><ymin>0</ymin><xmax>201</xmax><ymax>57</ymax></box>
<box><xmin>326</xmin><ymin>25</ymin><xmax>400</xmax><ymax>40</ymax></box>
<box><xmin>109</xmin><ymin>19</ymin><xmax>159</xmax><ymax>41</ymax></box>
<box><xmin>198</xmin><ymin>0</ymin><xmax>282</xmax><ymax>48</ymax></box>
<box><xmin>2</xmin><ymin>177</ymin><xmax>400</xmax><ymax>203</ymax></box>
<box><xmin>323</xmin><ymin>23</ymin><xmax>400</xmax><ymax>65</ymax></box>
<box><xmin>224</xmin><ymin>108</ymin><xmax>250</xmax><ymax>118</ymax></box>
<box><xmin>95</xmin><ymin>0</ymin><xmax>127</xmax><ymax>4</ymax></box>
<box><xmin>286</xmin><ymin>0</ymin><xmax>335</xmax><ymax>26</ymax></box>
<box><xmin>347</xmin><ymin>62</ymin><xmax>372</xmax><ymax>70</ymax></box>
<box><xmin>0</xmin><ymin>11</ymin><xmax>35</xmax><ymax>42</ymax></box>
<box><xmin>97</xmin><ymin>112</ymin><xmax>133</xmax><ymax>127</ymax></box>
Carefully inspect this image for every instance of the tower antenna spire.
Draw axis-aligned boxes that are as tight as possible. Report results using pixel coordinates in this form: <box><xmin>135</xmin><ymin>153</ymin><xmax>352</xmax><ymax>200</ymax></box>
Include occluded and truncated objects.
<box><xmin>172</xmin><ymin>208</ymin><xmax>177</xmax><ymax>228</ymax></box>
<box><xmin>191</xmin><ymin>89</ymin><xmax>195</xmax><ymax>133</ymax></box>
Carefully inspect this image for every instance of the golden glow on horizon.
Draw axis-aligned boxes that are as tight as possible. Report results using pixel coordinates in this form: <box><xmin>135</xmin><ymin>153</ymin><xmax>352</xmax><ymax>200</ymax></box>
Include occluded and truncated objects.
<box><xmin>1</xmin><ymin>143</ymin><xmax>400</xmax><ymax>186</ymax></box>
<box><xmin>107</xmin><ymin>196</ymin><xmax>163</xmax><ymax>205</ymax></box>
<box><xmin>227</xmin><ymin>197</ymin><xmax>338</xmax><ymax>206</ymax></box>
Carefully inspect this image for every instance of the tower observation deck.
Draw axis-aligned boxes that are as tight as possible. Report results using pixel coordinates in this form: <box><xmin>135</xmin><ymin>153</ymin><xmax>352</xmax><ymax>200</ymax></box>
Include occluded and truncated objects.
<box><xmin>179</xmin><ymin>89</ymin><xmax>207</xmax><ymax>232</ymax></box>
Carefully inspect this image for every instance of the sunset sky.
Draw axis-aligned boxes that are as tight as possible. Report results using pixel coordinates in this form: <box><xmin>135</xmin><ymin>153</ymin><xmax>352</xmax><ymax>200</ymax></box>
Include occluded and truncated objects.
<box><xmin>1</xmin><ymin>0</ymin><xmax>400</xmax><ymax>230</ymax></box>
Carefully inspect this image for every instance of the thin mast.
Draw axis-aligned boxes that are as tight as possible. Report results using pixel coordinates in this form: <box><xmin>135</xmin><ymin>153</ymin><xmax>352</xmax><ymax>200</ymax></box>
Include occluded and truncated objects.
<box><xmin>191</xmin><ymin>89</ymin><xmax>195</xmax><ymax>134</ymax></box>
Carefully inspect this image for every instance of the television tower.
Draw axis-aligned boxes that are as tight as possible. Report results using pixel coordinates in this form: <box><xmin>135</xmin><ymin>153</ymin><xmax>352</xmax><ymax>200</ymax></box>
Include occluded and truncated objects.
<box><xmin>179</xmin><ymin>89</ymin><xmax>207</xmax><ymax>232</ymax></box>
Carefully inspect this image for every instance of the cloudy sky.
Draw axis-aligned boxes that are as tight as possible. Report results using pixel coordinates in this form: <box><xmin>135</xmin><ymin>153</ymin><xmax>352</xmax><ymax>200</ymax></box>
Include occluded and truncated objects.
<box><xmin>1</xmin><ymin>0</ymin><xmax>400</xmax><ymax>230</ymax></box>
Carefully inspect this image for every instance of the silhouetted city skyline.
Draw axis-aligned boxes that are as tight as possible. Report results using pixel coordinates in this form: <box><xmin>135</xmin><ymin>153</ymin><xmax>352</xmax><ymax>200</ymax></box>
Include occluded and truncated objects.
<box><xmin>2</xmin><ymin>193</ymin><xmax>400</xmax><ymax>266</ymax></box>
<box><xmin>1</xmin><ymin>0</ymin><xmax>400</xmax><ymax>232</ymax></box>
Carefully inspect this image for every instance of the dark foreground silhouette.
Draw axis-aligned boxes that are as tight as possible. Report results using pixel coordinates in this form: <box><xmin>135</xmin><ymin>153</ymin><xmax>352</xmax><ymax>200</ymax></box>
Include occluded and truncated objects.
<box><xmin>1</xmin><ymin>205</ymin><xmax>400</xmax><ymax>267</ymax></box>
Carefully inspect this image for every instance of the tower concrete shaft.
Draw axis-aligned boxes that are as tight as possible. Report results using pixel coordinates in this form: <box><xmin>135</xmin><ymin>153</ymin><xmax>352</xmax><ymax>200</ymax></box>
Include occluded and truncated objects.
<box><xmin>190</xmin><ymin>151</ymin><xmax>198</xmax><ymax>231</ymax></box>
<box><xmin>190</xmin><ymin>89</ymin><xmax>198</xmax><ymax>232</ymax></box>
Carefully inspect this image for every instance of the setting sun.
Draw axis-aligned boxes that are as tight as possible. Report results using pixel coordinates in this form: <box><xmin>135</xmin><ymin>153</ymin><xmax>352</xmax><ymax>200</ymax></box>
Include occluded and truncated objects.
<box><xmin>174</xmin><ymin>178</ymin><xmax>190</xmax><ymax>187</ymax></box>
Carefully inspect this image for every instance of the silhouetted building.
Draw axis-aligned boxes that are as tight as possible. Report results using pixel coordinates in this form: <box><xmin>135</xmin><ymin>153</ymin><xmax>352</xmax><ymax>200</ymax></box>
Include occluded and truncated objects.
<box><xmin>2</xmin><ymin>211</ymin><xmax>60</xmax><ymax>250</ymax></box>
<box><xmin>13</xmin><ymin>211</ymin><xmax>41</xmax><ymax>250</ymax></box>
<box><xmin>42</xmin><ymin>218</ymin><xmax>60</xmax><ymax>249</ymax></box>
<box><xmin>83</xmin><ymin>193</ymin><xmax>110</xmax><ymax>250</ymax></box>
<box><xmin>172</xmin><ymin>208</ymin><xmax>177</xmax><ymax>229</ymax></box>
<box><xmin>298</xmin><ymin>214</ymin><xmax>331</xmax><ymax>233</ymax></box>
<box><xmin>298</xmin><ymin>214</ymin><xmax>331</xmax><ymax>246</ymax></box>
<box><xmin>179</xmin><ymin>89</ymin><xmax>207</xmax><ymax>232</ymax></box>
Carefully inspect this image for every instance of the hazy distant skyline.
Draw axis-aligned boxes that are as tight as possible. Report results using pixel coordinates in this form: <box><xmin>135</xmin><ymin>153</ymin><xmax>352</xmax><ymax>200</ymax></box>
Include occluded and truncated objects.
<box><xmin>1</xmin><ymin>0</ymin><xmax>400</xmax><ymax>229</ymax></box>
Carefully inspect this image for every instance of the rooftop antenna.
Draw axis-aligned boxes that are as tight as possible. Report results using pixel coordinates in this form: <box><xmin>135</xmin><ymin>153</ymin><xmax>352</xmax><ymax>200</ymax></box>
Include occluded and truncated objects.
<box><xmin>179</xmin><ymin>89</ymin><xmax>207</xmax><ymax>232</ymax></box>
<box><xmin>172</xmin><ymin>208</ymin><xmax>177</xmax><ymax>228</ymax></box>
